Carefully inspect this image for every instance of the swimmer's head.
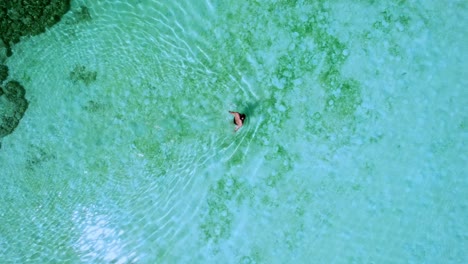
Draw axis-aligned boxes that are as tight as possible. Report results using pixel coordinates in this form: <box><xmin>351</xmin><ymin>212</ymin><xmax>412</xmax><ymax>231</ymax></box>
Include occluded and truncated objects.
<box><xmin>240</xmin><ymin>114</ymin><xmax>246</xmax><ymax>122</ymax></box>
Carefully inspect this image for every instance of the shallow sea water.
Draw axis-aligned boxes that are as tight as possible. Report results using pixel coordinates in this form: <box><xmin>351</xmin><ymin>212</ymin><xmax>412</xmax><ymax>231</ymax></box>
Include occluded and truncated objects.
<box><xmin>1</xmin><ymin>0</ymin><xmax>467</xmax><ymax>263</ymax></box>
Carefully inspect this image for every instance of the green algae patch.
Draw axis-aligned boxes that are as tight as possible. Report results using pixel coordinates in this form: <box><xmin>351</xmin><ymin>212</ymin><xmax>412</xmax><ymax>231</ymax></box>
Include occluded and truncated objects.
<box><xmin>82</xmin><ymin>100</ymin><xmax>105</xmax><ymax>113</ymax></box>
<box><xmin>200</xmin><ymin>175</ymin><xmax>252</xmax><ymax>243</ymax></box>
<box><xmin>324</xmin><ymin>79</ymin><xmax>362</xmax><ymax>118</ymax></box>
<box><xmin>210</xmin><ymin>0</ymin><xmax>364</xmax><ymax>150</ymax></box>
<box><xmin>65</xmin><ymin>5</ymin><xmax>92</xmax><ymax>24</ymax></box>
<box><xmin>25</xmin><ymin>144</ymin><xmax>57</xmax><ymax>171</ymax></box>
<box><xmin>69</xmin><ymin>65</ymin><xmax>97</xmax><ymax>85</ymax></box>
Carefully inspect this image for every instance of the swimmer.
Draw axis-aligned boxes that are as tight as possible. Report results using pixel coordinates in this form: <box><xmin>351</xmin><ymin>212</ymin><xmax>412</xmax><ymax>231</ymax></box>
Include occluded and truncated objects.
<box><xmin>229</xmin><ymin>111</ymin><xmax>246</xmax><ymax>132</ymax></box>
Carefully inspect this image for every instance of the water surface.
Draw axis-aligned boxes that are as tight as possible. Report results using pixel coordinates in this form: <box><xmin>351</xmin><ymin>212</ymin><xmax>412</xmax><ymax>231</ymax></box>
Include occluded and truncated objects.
<box><xmin>1</xmin><ymin>0</ymin><xmax>466</xmax><ymax>263</ymax></box>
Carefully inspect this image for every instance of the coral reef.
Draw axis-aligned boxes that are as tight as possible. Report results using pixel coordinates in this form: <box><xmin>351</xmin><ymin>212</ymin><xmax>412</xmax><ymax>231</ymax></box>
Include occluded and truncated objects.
<box><xmin>0</xmin><ymin>0</ymin><xmax>71</xmax><ymax>56</ymax></box>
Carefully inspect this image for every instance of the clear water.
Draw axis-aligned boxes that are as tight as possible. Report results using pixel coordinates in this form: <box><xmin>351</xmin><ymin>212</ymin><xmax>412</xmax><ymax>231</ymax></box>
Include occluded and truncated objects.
<box><xmin>1</xmin><ymin>0</ymin><xmax>467</xmax><ymax>263</ymax></box>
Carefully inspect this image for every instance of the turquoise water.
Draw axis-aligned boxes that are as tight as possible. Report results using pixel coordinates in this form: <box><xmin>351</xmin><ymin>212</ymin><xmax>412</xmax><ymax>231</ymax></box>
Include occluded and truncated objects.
<box><xmin>1</xmin><ymin>0</ymin><xmax>467</xmax><ymax>263</ymax></box>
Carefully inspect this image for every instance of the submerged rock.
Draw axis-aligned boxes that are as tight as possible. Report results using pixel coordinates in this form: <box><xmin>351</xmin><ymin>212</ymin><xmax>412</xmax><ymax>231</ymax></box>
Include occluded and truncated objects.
<box><xmin>0</xmin><ymin>81</ymin><xmax>29</xmax><ymax>138</ymax></box>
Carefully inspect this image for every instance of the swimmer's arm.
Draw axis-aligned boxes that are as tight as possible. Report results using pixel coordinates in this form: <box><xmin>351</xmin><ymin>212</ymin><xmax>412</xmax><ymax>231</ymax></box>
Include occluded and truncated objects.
<box><xmin>229</xmin><ymin>111</ymin><xmax>243</xmax><ymax>132</ymax></box>
<box><xmin>229</xmin><ymin>111</ymin><xmax>240</xmax><ymax>122</ymax></box>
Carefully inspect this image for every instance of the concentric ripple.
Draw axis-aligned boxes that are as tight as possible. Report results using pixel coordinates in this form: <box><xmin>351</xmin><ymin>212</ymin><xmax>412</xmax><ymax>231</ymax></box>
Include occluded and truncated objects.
<box><xmin>3</xmin><ymin>0</ymin><xmax>274</xmax><ymax>261</ymax></box>
<box><xmin>2</xmin><ymin>0</ymin><xmax>230</xmax><ymax>262</ymax></box>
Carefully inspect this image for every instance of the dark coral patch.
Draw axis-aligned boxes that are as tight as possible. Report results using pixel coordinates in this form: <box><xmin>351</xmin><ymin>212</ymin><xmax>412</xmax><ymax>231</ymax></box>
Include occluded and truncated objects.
<box><xmin>0</xmin><ymin>0</ymin><xmax>71</xmax><ymax>56</ymax></box>
<box><xmin>0</xmin><ymin>81</ymin><xmax>29</xmax><ymax>138</ymax></box>
<box><xmin>0</xmin><ymin>0</ymin><xmax>71</xmax><ymax>146</ymax></box>
<box><xmin>0</xmin><ymin>64</ymin><xmax>8</xmax><ymax>83</ymax></box>
<box><xmin>4</xmin><ymin>80</ymin><xmax>25</xmax><ymax>100</ymax></box>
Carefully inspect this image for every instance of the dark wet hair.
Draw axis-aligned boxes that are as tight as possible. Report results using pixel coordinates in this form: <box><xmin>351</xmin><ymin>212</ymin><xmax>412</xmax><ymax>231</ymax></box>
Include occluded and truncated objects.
<box><xmin>240</xmin><ymin>113</ymin><xmax>246</xmax><ymax>121</ymax></box>
<box><xmin>233</xmin><ymin>113</ymin><xmax>246</xmax><ymax>124</ymax></box>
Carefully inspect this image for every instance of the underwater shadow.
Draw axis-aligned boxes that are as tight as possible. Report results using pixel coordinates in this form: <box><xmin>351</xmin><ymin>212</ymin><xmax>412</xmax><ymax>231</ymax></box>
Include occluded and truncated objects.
<box><xmin>241</xmin><ymin>101</ymin><xmax>260</xmax><ymax>121</ymax></box>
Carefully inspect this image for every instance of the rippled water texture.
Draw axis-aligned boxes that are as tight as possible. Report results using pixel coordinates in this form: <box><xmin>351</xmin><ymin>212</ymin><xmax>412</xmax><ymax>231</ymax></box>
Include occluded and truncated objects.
<box><xmin>1</xmin><ymin>0</ymin><xmax>466</xmax><ymax>263</ymax></box>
